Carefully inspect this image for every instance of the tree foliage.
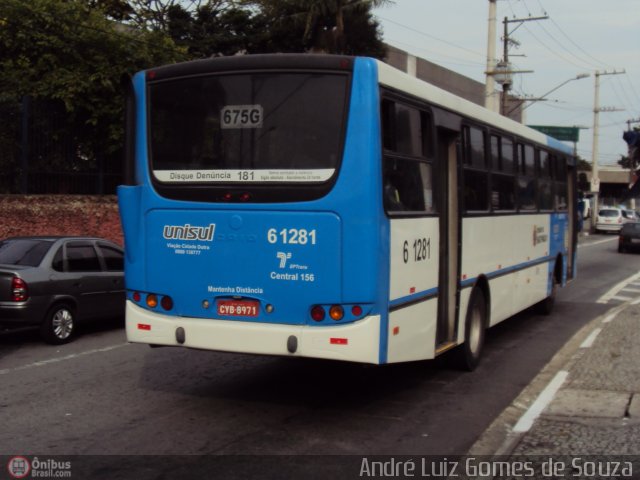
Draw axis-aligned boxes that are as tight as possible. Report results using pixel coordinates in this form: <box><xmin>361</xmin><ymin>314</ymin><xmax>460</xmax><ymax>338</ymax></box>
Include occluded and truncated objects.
<box><xmin>0</xmin><ymin>0</ymin><xmax>185</xmax><ymax>175</ymax></box>
<box><xmin>0</xmin><ymin>0</ymin><xmax>390</xmax><ymax>191</ymax></box>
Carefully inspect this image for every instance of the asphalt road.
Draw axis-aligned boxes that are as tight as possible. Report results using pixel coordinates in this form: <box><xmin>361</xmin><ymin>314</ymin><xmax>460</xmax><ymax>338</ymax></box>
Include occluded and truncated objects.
<box><xmin>1</xmin><ymin>234</ymin><xmax>637</xmax><ymax>476</ymax></box>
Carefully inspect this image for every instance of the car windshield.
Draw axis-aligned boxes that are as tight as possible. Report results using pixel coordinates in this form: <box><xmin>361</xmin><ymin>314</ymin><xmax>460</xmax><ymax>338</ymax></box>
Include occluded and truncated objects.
<box><xmin>599</xmin><ymin>209</ymin><xmax>620</xmax><ymax>217</ymax></box>
<box><xmin>0</xmin><ymin>239</ymin><xmax>54</xmax><ymax>266</ymax></box>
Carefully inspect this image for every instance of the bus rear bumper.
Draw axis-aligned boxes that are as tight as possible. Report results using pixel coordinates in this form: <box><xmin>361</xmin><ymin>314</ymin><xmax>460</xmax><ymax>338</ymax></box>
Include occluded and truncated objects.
<box><xmin>125</xmin><ymin>301</ymin><xmax>382</xmax><ymax>364</ymax></box>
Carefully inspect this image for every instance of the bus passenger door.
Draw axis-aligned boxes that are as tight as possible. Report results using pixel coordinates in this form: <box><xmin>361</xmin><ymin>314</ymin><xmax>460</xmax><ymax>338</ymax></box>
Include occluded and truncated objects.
<box><xmin>436</xmin><ymin>129</ymin><xmax>461</xmax><ymax>350</ymax></box>
<box><xmin>566</xmin><ymin>163</ymin><xmax>576</xmax><ymax>281</ymax></box>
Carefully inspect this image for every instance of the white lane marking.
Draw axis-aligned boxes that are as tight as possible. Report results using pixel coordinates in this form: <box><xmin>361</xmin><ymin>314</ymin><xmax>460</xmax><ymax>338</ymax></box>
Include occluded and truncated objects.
<box><xmin>0</xmin><ymin>343</ymin><xmax>129</xmax><ymax>375</ymax></box>
<box><xmin>513</xmin><ymin>371</ymin><xmax>569</xmax><ymax>433</ymax></box>
<box><xmin>602</xmin><ymin>312</ymin><xmax>618</xmax><ymax>323</ymax></box>
<box><xmin>597</xmin><ymin>271</ymin><xmax>640</xmax><ymax>304</ymax></box>
<box><xmin>580</xmin><ymin>328</ymin><xmax>602</xmax><ymax>349</ymax></box>
<box><xmin>611</xmin><ymin>295</ymin><xmax>633</xmax><ymax>302</ymax></box>
<box><xmin>621</xmin><ymin>287</ymin><xmax>640</xmax><ymax>293</ymax></box>
<box><xmin>578</xmin><ymin>237</ymin><xmax>617</xmax><ymax>248</ymax></box>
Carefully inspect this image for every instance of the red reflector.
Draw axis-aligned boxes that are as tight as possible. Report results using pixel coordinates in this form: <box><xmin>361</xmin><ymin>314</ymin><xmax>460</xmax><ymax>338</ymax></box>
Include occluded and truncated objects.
<box><xmin>393</xmin><ymin>326</ymin><xmax>400</xmax><ymax>336</ymax></box>
<box><xmin>132</xmin><ymin>292</ymin><xmax>141</xmax><ymax>302</ymax></box>
<box><xmin>161</xmin><ymin>296</ymin><xmax>173</xmax><ymax>311</ymax></box>
<box><xmin>330</xmin><ymin>338</ymin><xmax>348</xmax><ymax>345</ymax></box>
<box><xmin>410</xmin><ymin>287</ymin><xmax>416</xmax><ymax>294</ymax></box>
<box><xmin>138</xmin><ymin>324</ymin><xmax>151</xmax><ymax>331</ymax></box>
<box><xmin>351</xmin><ymin>305</ymin><xmax>363</xmax><ymax>317</ymax></box>
<box><xmin>311</xmin><ymin>305</ymin><xmax>325</xmax><ymax>321</ymax></box>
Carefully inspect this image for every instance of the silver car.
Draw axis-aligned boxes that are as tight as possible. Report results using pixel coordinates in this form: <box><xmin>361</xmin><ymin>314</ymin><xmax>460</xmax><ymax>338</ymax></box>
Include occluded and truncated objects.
<box><xmin>0</xmin><ymin>237</ymin><xmax>124</xmax><ymax>344</ymax></box>
<box><xmin>595</xmin><ymin>207</ymin><xmax>636</xmax><ymax>233</ymax></box>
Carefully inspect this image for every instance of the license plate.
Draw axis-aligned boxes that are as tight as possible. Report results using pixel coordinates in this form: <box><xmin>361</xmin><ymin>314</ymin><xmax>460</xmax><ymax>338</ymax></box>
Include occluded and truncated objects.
<box><xmin>217</xmin><ymin>300</ymin><xmax>259</xmax><ymax>317</ymax></box>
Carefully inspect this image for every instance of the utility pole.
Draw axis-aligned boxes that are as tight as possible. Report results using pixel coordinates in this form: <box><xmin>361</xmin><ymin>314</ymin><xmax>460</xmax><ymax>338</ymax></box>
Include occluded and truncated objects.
<box><xmin>590</xmin><ymin>69</ymin><xmax>625</xmax><ymax>228</ymax></box>
<box><xmin>486</xmin><ymin>15</ymin><xmax>546</xmax><ymax>118</ymax></box>
<box><xmin>484</xmin><ymin>0</ymin><xmax>498</xmax><ymax>112</ymax></box>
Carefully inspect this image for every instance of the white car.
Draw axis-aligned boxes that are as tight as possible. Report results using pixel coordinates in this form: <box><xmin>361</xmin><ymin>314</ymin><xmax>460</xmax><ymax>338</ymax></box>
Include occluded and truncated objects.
<box><xmin>595</xmin><ymin>207</ymin><xmax>636</xmax><ymax>233</ymax></box>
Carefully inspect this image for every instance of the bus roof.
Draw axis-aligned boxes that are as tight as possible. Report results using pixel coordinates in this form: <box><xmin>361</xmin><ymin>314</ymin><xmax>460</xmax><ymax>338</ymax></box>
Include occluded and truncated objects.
<box><xmin>375</xmin><ymin>59</ymin><xmax>575</xmax><ymax>157</ymax></box>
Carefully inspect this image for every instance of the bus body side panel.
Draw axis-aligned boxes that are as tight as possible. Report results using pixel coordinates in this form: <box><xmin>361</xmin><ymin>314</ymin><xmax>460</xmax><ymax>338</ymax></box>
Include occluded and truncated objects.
<box><xmin>386</xmin><ymin>218</ymin><xmax>439</xmax><ymax>363</ymax></box>
<box><xmin>460</xmin><ymin>215</ymin><xmax>552</xmax><ymax>328</ymax></box>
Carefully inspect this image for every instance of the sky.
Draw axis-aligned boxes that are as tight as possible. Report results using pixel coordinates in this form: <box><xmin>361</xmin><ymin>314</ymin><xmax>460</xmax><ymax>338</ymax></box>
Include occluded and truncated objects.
<box><xmin>372</xmin><ymin>0</ymin><xmax>640</xmax><ymax>168</ymax></box>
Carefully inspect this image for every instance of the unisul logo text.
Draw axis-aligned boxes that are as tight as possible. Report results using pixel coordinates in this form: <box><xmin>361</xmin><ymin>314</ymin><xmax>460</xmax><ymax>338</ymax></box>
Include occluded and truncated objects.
<box><xmin>163</xmin><ymin>223</ymin><xmax>216</xmax><ymax>242</ymax></box>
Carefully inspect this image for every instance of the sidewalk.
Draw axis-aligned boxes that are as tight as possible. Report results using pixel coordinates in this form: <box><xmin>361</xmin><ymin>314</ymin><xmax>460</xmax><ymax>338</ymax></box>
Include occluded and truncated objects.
<box><xmin>469</xmin><ymin>297</ymin><xmax>640</xmax><ymax>458</ymax></box>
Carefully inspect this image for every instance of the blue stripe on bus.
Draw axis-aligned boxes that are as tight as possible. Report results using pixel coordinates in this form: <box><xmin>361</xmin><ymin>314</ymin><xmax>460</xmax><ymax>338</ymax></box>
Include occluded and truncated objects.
<box><xmin>459</xmin><ymin>255</ymin><xmax>557</xmax><ymax>289</ymax></box>
<box><xmin>389</xmin><ymin>287</ymin><xmax>439</xmax><ymax>310</ymax></box>
<box><xmin>545</xmin><ymin>136</ymin><xmax>574</xmax><ymax>155</ymax></box>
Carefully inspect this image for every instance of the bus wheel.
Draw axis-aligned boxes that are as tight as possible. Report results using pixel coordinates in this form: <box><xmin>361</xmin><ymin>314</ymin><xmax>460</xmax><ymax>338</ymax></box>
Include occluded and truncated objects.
<box><xmin>537</xmin><ymin>275</ymin><xmax>558</xmax><ymax>316</ymax></box>
<box><xmin>458</xmin><ymin>289</ymin><xmax>486</xmax><ymax>371</ymax></box>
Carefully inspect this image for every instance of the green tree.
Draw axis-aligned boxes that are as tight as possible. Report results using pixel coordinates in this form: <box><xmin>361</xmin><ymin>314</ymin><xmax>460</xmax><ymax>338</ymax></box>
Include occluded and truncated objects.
<box><xmin>0</xmin><ymin>0</ymin><xmax>184</xmax><ymax>183</ymax></box>
<box><xmin>245</xmin><ymin>0</ymin><xmax>392</xmax><ymax>55</ymax></box>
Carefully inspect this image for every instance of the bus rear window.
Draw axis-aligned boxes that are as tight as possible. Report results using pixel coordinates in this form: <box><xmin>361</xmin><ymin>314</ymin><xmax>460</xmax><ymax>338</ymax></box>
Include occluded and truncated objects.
<box><xmin>148</xmin><ymin>72</ymin><xmax>349</xmax><ymax>189</ymax></box>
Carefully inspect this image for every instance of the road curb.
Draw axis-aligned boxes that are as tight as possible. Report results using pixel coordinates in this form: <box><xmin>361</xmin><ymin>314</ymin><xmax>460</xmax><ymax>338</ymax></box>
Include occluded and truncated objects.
<box><xmin>467</xmin><ymin>300</ymin><xmax>632</xmax><ymax>456</ymax></box>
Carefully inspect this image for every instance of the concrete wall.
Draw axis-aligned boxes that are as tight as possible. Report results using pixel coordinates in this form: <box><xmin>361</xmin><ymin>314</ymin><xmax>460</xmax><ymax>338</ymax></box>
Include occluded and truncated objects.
<box><xmin>0</xmin><ymin>195</ymin><xmax>122</xmax><ymax>246</ymax></box>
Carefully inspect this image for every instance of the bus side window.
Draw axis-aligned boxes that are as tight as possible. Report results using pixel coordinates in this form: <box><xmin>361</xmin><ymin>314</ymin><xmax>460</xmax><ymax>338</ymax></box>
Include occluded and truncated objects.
<box><xmin>517</xmin><ymin>143</ymin><xmax>537</xmax><ymax>211</ymax></box>
<box><xmin>490</xmin><ymin>135</ymin><xmax>515</xmax><ymax>211</ymax></box>
<box><xmin>554</xmin><ymin>156</ymin><xmax>568</xmax><ymax>210</ymax></box>
<box><xmin>383</xmin><ymin>159</ymin><xmax>434</xmax><ymax>213</ymax></box>
<box><xmin>462</xmin><ymin>126</ymin><xmax>489</xmax><ymax>212</ymax></box>
<box><xmin>381</xmin><ymin>96</ymin><xmax>435</xmax><ymax>215</ymax></box>
<box><xmin>539</xmin><ymin>150</ymin><xmax>554</xmax><ymax>211</ymax></box>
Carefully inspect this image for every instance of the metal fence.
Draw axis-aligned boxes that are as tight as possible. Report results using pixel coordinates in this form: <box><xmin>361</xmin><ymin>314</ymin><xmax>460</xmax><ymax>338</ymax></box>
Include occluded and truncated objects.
<box><xmin>0</xmin><ymin>97</ymin><xmax>122</xmax><ymax>195</ymax></box>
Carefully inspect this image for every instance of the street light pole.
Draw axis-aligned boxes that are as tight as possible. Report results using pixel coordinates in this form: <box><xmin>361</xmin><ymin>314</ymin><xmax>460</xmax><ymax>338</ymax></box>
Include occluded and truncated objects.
<box><xmin>507</xmin><ymin>73</ymin><xmax>590</xmax><ymax>116</ymax></box>
<box><xmin>591</xmin><ymin>69</ymin><xmax>625</xmax><ymax>231</ymax></box>
<box><xmin>484</xmin><ymin>0</ymin><xmax>498</xmax><ymax>112</ymax></box>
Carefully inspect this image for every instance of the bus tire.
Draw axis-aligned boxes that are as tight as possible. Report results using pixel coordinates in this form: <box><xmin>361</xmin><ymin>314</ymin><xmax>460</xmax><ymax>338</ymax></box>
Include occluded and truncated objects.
<box><xmin>457</xmin><ymin>289</ymin><xmax>486</xmax><ymax>372</ymax></box>
<box><xmin>537</xmin><ymin>272</ymin><xmax>559</xmax><ymax>316</ymax></box>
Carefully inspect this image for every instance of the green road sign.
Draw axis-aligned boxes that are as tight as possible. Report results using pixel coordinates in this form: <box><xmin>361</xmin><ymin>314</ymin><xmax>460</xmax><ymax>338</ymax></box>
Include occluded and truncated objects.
<box><xmin>528</xmin><ymin>125</ymin><xmax>580</xmax><ymax>142</ymax></box>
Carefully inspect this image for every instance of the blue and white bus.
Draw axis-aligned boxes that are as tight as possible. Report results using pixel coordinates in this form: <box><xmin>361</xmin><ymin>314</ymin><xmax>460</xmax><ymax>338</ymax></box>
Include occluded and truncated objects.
<box><xmin>118</xmin><ymin>54</ymin><xmax>577</xmax><ymax>370</ymax></box>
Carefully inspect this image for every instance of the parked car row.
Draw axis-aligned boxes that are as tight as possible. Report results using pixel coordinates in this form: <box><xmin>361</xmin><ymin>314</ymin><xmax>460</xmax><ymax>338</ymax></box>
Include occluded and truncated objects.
<box><xmin>0</xmin><ymin>237</ymin><xmax>124</xmax><ymax>344</ymax></box>
<box><xmin>595</xmin><ymin>207</ymin><xmax>639</xmax><ymax>234</ymax></box>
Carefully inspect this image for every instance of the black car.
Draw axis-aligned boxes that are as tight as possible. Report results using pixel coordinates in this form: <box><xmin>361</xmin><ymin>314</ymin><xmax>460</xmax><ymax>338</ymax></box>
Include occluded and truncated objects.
<box><xmin>0</xmin><ymin>237</ymin><xmax>124</xmax><ymax>344</ymax></box>
<box><xmin>618</xmin><ymin>223</ymin><xmax>640</xmax><ymax>253</ymax></box>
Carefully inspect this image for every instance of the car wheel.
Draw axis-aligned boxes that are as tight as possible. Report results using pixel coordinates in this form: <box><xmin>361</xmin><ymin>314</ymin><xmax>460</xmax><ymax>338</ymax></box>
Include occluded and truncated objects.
<box><xmin>40</xmin><ymin>304</ymin><xmax>76</xmax><ymax>345</ymax></box>
<box><xmin>456</xmin><ymin>288</ymin><xmax>486</xmax><ymax>372</ymax></box>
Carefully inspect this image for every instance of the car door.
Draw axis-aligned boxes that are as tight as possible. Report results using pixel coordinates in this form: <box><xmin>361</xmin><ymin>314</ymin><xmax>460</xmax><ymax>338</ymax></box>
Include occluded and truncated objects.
<box><xmin>64</xmin><ymin>240</ymin><xmax>106</xmax><ymax>319</ymax></box>
<box><xmin>96</xmin><ymin>242</ymin><xmax>125</xmax><ymax>317</ymax></box>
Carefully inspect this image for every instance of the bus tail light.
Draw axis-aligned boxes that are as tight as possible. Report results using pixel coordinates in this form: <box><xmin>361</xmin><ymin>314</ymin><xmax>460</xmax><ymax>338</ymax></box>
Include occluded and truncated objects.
<box><xmin>311</xmin><ymin>305</ymin><xmax>325</xmax><ymax>321</ymax></box>
<box><xmin>160</xmin><ymin>296</ymin><xmax>173</xmax><ymax>311</ymax></box>
<box><xmin>11</xmin><ymin>277</ymin><xmax>28</xmax><ymax>302</ymax></box>
<box><xmin>329</xmin><ymin>305</ymin><xmax>344</xmax><ymax>321</ymax></box>
<box><xmin>310</xmin><ymin>304</ymin><xmax>367</xmax><ymax>323</ymax></box>
<box><xmin>146</xmin><ymin>294</ymin><xmax>158</xmax><ymax>308</ymax></box>
<box><xmin>132</xmin><ymin>291</ymin><xmax>141</xmax><ymax>302</ymax></box>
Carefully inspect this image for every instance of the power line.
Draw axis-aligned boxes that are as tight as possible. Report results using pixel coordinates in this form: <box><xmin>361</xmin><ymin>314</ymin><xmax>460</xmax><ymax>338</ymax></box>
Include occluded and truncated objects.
<box><xmin>374</xmin><ymin>14</ymin><xmax>485</xmax><ymax>59</ymax></box>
